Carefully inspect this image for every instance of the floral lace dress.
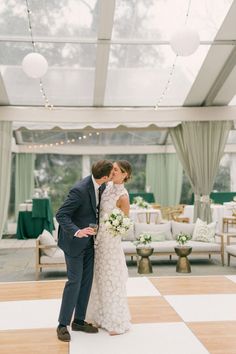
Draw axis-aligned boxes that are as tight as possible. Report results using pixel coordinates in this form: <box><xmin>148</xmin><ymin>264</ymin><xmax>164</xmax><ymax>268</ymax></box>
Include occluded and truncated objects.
<box><xmin>86</xmin><ymin>182</ymin><xmax>131</xmax><ymax>334</ymax></box>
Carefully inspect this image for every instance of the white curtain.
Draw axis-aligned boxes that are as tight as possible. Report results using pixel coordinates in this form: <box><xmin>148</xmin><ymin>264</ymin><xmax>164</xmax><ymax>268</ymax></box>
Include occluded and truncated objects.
<box><xmin>0</xmin><ymin>121</ymin><xmax>12</xmax><ymax>238</ymax></box>
<box><xmin>146</xmin><ymin>153</ymin><xmax>183</xmax><ymax>206</ymax></box>
<box><xmin>170</xmin><ymin>121</ymin><xmax>232</xmax><ymax>222</ymax></box>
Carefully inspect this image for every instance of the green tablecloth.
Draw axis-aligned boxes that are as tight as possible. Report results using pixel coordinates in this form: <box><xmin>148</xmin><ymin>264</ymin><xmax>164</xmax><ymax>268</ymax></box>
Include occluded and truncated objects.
<box><xmin>129</xmin><ymin>192</ymin><xmax>155</xmax><ymax>203</ymax></box>
<box><xmin>16</xmin><ymin>198</ymin><xmax>54</xmax><ymax>239</ymax></box>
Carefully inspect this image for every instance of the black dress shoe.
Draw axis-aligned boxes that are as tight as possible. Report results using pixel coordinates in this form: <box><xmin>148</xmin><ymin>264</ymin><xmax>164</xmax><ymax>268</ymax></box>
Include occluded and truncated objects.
<box><xmin>57</xmin><ymin>325</ymin><xmax>71</xmax><ymax>342</ymax></box>
<box><xmin>71</xmin><ymin>320</ymin><xmax>98</xmax><ymax>333</ymax></box>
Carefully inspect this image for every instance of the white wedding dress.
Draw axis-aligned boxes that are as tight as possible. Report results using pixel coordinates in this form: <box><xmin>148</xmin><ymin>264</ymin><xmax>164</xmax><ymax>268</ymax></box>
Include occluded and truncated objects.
<box><xmin>86</xmin><ymin>182</ymin><xmax>131</xmax><ymax>334</ymax></box>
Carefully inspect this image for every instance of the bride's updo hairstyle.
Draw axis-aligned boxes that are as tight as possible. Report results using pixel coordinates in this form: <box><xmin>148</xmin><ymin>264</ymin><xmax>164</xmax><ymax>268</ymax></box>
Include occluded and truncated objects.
<box><xmin>116</xmin><ymin>160</ymin><xmax>132</xmax><ymax>182</ymax></box>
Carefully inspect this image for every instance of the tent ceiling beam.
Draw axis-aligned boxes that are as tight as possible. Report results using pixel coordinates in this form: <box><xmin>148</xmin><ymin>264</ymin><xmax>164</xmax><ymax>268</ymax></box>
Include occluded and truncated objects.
<box><xmin>0</xmin><ymin>36</ymin><xmax>235</xmax><ymax>46</ymax></box>
<box><xmin>0</xmin><ymin>74</ymin><xmax>9</xmax><ymax>105</ymax></box>
<box><xmin>12</xmin><ymin>143</ymin><xmax>236</xmax><ymax>155</ymax></box>
<box><xmin>184</xmin><ymin>0</ymin><xmax>236</xmax><ymax>107</ymax></box>
<box><xmin>1</xmin><ymin>106</ymin><xmax>236</xmax><ymax>124</ymax></box>
<box><xmin>204</xmin><ymin>46</ymin><xmax>236</xmax><ymax>106</ymax></box>
<box><xmin>93</xmin><ymin>0</ymin><xmax>115</xmax><ymax>106</ymax></box>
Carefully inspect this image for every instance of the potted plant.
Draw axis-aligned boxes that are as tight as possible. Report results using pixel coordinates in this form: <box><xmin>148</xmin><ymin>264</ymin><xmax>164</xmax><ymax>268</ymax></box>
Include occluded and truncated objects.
<box><xmin>133</xmin><ymin>196</ymin><xmax>150</xmax><ymax>209</ymax></box>
<box><xmin>176</xmin><ymin>232</ymin><xmax>192</xmax><ymax>247</ymax></box>
<box><xmin>134</xmin><ymin>232</ymin><xmax>152</xmax><ymax>248</ymax></box>
<box><xmin>134</xmin><ymin>233</ymin><xmax>153</xmax><ymax>274</ymax></box>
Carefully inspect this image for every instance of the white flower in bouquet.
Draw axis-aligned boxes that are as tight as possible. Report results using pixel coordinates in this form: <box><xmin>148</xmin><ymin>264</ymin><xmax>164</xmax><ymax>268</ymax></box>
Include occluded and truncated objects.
<box><xmin>112</xmin><ymin>219</ymin><xmax>119</xmax><ymax>226</ymax></box>
<box><xmin>134</xmin><ymin>232</ymin><xmax>152</xmax><ymax>248</ymax></box>
<box><xmin>103</xmin><ymin>208</ymin><xmax>133</xmax><ymax>237</ymax></box>
<box><xmin>119</xmin><ymin>227</ymin><xmax>126</xmax><ymax>234</ymax></box>
<box><xmin>176</xmin><ymin>232</ymin><xmax>192</xmax><ymax>246</ymax></box>
<box><xmin>133</xmin><ymin>196</ymin><xmax>150</xmax><ymax>209</ymax></box>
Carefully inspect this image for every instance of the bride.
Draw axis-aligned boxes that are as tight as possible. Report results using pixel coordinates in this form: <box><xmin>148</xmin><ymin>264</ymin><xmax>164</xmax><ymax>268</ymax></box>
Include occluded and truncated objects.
<box><xmin>87</xmin><ymin>160</ymin><xmax>132</xmax><ymax>335</ymax></box>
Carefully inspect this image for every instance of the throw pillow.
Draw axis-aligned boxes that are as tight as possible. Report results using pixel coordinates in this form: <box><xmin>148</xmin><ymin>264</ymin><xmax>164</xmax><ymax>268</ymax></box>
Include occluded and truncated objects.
<box><xmin>135</xmin><ymin>222</ymin><xmax>172</xmax><ymax>240</ymax></box>
<box><xmin>148</xmin><ymin>232</ymin><xmax>166</xmax><ymax>242</ymax></box>
<box><xmin>171</xmin><ymin>221</ymin><xmax>195</xmax><ymax>240</ymax></box>
<box><xmin>39</xmin><ymin>229</ymin><xmax>57</xmax><ymax>256</ymax></box>
<box><xmin>192</xmin><ymin>218</ymin><xmax>216</xmax><ymax>243</ymax></box>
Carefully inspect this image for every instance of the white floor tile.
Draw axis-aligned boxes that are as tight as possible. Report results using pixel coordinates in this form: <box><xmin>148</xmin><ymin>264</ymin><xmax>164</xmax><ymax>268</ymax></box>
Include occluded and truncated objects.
<box><xmin>225</xmin><ymin>275</ymin><xmax>236</xmax><ymax>283</ymax></box>
<box><xmin>70</xmin><ymin>323</ymin><xmax>209</xmax><ymax>354</ymax></box>
<box><xmin>165</xmin><ymin>294</ymin><xmax>236</xmax><ymax>322</ymax></box>
<box><xmin>0</xmin><ymin>299</ymin><xmax>61</xmax><ymax>330</ymax></box>
<box><xmin>126</xmin><ymin>277</ymin><xmax>160</xmax><ymax>297</ymax></box>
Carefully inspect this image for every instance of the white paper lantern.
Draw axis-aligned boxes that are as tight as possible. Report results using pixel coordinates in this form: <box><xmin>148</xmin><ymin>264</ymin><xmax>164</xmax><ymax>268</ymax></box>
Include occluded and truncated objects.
<box><xmin>170</xmin><ymin>27</ymin><xmax>200</xmax><ymax>56</ymax></box>
<box><xmin>22</xmin><ymin>52</ymin><xmax>48</xmax><ymax>78</ymax></box>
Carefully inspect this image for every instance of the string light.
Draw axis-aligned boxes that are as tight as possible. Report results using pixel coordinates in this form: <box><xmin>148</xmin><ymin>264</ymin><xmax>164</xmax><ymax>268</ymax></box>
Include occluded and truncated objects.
<box><xmin>26</xmin><ymin>131</ymin><xmax>100</xmax><ymax>149</ymax></box>
<box><xmin>154</xmin><ymin>0</ymin><xmax>192</xmax><ymax>110</ymax></box>
<box><xmin>25</xmin><ymin>0</ymin><xmax>53</xmax><ymax>109</ymax></box>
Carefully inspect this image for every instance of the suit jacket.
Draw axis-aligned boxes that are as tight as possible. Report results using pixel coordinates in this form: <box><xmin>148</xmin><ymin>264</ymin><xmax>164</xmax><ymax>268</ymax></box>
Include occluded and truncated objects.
<box><xmin>56</xmin><ymin>175</ymin><xmax>105</xmax><ymax>256</ymax></box>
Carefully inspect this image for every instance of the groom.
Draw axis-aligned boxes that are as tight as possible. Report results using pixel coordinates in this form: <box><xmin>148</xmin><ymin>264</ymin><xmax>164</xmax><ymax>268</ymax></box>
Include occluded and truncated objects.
<box><xmin>56</xmin><ymin>159</ymin><xmax>114</xmax><ymax>342</ymax></box>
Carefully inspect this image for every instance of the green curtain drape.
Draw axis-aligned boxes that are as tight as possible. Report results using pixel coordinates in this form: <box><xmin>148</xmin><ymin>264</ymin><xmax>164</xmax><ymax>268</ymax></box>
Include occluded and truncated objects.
<box><xmin>146</xmin><ymin>153</ymin><xmax>183</xmax><ymax>206</ymax></box>
<box><xmin>0</xmin><ymin>121</ymin><xmax>12</xmax><ymax>238</ymax></box>
<box><xmin>170</xmin><ymin>121</ymin><xmax>232</xmax><ymax>223</ymax></box>
<box><xmin>15</xmin><ymin>153</ymin><xmax>35</xmax><ymax>217</ymax></box>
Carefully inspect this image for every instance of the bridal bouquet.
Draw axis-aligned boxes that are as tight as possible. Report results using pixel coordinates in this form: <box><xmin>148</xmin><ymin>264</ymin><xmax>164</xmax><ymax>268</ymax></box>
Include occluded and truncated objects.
<box><xmin>103</xmin><ymin>208</ymin><xmax>133</xmax><ymax>237</ymax></box>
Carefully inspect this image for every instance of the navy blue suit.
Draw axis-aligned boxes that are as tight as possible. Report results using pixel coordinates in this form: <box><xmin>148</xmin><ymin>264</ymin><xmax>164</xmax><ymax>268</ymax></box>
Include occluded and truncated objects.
<box><xmin>56</xmin><ymin>175</ymin><xmax>105</xmax><ymax>325</ymax></box>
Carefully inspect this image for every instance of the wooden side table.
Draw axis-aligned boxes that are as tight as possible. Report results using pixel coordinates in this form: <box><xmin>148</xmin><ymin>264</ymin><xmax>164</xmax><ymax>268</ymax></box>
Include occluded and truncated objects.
<box><xmin>222</xmin><ymin>217</ymin><xmax>236</xmax><ymax>232</ymax></box>
<box><xmin>174</xmin><ymin>246</ymin><xmax>192</xmax><ymax>273</ymax></box>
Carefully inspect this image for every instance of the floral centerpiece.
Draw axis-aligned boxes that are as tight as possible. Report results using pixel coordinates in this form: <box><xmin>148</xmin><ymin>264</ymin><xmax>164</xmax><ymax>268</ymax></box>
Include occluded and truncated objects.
<box><xmin>133</xmin><ymin>196</ymin><xmax>150</xmax><ymax>209</ymax></box>
<box><xmin>103</xmin><ymin>208</ymin><xmax>133</xmax><ymax>237</ymax></box>
<box><xmin>176</xmin><ymin>232</ymin><xmax>192</xmax><ymax>246</ymax></box>
<box><xmin>134</xmin><ymin>232</ymin><xmax>152</xmax><ymax>248</ymax></box>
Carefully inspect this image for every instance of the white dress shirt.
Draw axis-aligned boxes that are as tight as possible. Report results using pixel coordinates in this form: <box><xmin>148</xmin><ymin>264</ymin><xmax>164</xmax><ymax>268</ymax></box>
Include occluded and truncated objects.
<box><xmin>92</xmin><ymin>175</ymin><xmax>100</xmax><ymax>206</ymax></box>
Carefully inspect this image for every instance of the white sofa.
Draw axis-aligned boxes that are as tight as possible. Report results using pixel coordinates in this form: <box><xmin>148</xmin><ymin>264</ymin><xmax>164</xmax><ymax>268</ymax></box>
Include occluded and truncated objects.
<box><xmin>35</xmin><ymin>220</ymin><xmax>225</xmax><ymax>279</ymax></box>
<box><xmin>122</xmin><ymin>220</ymin><xmax>225</xmax><ymax>266</ymax></box>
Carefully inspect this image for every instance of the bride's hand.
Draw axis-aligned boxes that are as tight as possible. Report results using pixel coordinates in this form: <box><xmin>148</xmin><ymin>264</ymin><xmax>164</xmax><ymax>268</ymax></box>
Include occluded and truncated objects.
<box><xmin>76</xmin><ymin>227</ymin><xmax>95</xmax><ymax>238</ymax></box>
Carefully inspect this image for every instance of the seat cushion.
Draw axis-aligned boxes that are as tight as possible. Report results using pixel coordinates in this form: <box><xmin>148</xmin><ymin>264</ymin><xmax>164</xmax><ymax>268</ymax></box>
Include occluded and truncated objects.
<box><xmin>121</xmin><ymin>239</ymin><xmax>221</xmax><ymax>254</ymax></box>
<box><xmin>226</xmin><ymin>245</ymin><xmax>236</xmax><ymax>257</ymax></box>
<box><xmin>39</xmin><ymin>229</ymin><xmax>57</xmax><ymax>257</ymax></box>
<box><xmin>188</xmin><ymin>241</ymin><xmax>221</xmax><ymax>252</ymax></box>
<box><xmin>40</xmin><ymin>249</ymin><xmax>65</xmax><ymax>264</ymax></box>
<box><xmin>150</xmin><ymin>240</ymin><xmax>220</xmax><ymax>253</ymax></box>
<box><xmin>122</xmin><ymin>241</ymin><xmax>136</xmax><ymax>254</ymax></box>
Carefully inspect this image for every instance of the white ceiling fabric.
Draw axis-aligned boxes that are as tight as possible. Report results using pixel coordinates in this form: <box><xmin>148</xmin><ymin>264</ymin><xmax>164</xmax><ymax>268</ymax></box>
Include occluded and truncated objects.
<box><xmin>12</xmin><ymin>121</ymin><xmax>181</xmax><ymax>130</ymax></box>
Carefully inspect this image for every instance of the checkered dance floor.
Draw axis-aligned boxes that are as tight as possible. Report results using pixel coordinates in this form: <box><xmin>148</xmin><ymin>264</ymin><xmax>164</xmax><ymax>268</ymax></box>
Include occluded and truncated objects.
<box><xmin>0</xmin><ymin>276</ymin><xmax>236</xmax><ymax>354</ymax></box>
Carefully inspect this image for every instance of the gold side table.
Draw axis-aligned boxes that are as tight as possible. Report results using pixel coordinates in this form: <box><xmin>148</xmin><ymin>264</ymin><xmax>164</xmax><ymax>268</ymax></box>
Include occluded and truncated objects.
<box><xmin>174</xmin><ymin>246</ymin><xmax>192</xmax><ymax>273</ymax></box>
<box><xmin>136</xmin><ymin>247</ymin><xmax>154</xmax><ymax>274</ymax></box>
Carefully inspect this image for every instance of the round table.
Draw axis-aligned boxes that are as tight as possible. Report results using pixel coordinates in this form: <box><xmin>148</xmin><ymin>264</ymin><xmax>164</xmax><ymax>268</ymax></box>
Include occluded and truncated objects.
<box><xmin>130</xmin><ymin>208</ymin><xmax>162</xmax><ymax>224</ymax></box>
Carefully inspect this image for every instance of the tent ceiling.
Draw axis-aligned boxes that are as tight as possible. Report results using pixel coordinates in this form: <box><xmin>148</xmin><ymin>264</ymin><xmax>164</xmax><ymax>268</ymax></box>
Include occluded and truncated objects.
<box><xmin>0</xmin><ymin>0</ymin><xmax>235</xmax><ymax>109</ymax></box>
<box><xmin>1</xmin><ymin>0</ymin><xmax>236</xmax><ymax>152</ymax></box>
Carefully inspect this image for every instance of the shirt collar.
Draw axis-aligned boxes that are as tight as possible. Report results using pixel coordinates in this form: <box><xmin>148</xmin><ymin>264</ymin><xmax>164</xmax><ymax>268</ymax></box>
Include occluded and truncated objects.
<box><xmin>92</xmin><ymin>175</ymin><xmax>100</xmax><ymax>191</ymax></box>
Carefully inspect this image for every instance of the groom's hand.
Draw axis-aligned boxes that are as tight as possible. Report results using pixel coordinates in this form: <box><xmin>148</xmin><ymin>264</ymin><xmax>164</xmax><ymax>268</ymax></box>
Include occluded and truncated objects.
<box><xmin>75</xmin><ymin>227</ymin><xmax>95</xmax><ymax>238</ymax></box>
